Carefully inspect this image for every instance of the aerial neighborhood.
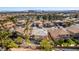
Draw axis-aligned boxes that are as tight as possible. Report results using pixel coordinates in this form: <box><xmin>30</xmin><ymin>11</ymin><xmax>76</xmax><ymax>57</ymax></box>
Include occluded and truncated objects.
<box><xmin>0</xmin><ymin>10</ymin><xmax>79</xmax><ymax>51</ymax></box>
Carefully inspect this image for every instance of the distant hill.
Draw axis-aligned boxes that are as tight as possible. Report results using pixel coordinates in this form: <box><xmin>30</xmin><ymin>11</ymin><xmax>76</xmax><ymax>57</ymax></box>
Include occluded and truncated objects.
<box><xmin>0</xmin><ymin>10</ymin><xmax>79</xmax><ymax>14</ymax></box>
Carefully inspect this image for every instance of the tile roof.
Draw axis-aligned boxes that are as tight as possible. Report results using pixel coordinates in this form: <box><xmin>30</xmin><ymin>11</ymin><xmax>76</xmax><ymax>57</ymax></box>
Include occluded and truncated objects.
<box><xmin>48</xmin><ymin>27</ymin><xmax>70</xmax><ymax>39</ymax></box>
<box><xmin>31</xmin><ymin>27</ymin><xmax>48</xmax><ymax>37</ymax></box>
<box><xmin>66</xmin><ymin>24</ymin><xmax>79</xmax><ymax>34</ymax></box>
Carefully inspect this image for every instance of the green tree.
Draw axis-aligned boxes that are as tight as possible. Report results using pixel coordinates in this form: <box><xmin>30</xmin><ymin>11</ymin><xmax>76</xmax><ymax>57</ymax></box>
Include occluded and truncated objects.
<box><xmin>72</xmin><ymin>38</ymin><xmax>79</xmax><ymax>44</ymax></box>
<box><xmin>40</xmin><ymin>39</ymin><xmax>53</xmax><ymax>51</ymax></box>
<box><xmin>4</xmin><ymin>38</ymin><xmax>18</xmax><ymax>48</ymax></box>
<box><xmin>62</xmin><ymin>39</ymin><xmax>76</xmax><ymax>47</ymax></box>
<box><xmin>0</xmin><ymin>30</ymin><xmax>18</xmax><ymax>50</ymax></box>
<box><xmin>6</xmin><ymin>16</ymin><xmax>17</xmax><ymax>24</ymax></box>
<box><xmin>42</xmin><ymin>15</ymin><xmax>47</xmax><ymax>20</ymax></box>
<box><xmin>62</xmin><ymin>43</ymin><xmax>69</xmax><ymax>47</ymax></box>
<box><xmin>36</xmin><ymin>15</ymin><xmax>42</xmax><ymax>20</ymax></box>
<box><xmin>15</xmin><ymin>37</ymin><xmax>23</xmax><ymax>44</ymax></box>
<box><xmin>0</xmin><ymin>38</ymin><xmax>18</xmax><ymax>50</ymax></box>
<box><xmin>67</xmin><ymin>39</ymin><xmax>76</xmax><ymax>46</ymax></box>
<box><xmin>55</xmin><ymin>39</ymin><xmax>64</xmax><ymax>46</ymax></box>
<box><xmin>25</xmin><ymin>35</ymin><xmax>31</xmax><ymax>45</ymax></box>
<box><xmin>0</xmin><ymin>30</ymin><xmax>11</xmax><ymax>39</ymax></box>
<box><xmin>48</xmin><ymin>14</ymin><xmax>53</xmax><ymax>21</ymax></box>
<box><xmin>0</xmin><ymin>30</ymin><xmax>11</xmax><ymax>47</ymax></box>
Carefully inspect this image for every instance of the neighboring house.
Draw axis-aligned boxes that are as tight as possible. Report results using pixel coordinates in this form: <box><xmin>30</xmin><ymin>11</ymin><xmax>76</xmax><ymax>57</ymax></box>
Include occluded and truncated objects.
<box><xmin>0</xmin><ymin>16</ymin><xmax>8</xmax><ymax>20</ymax></box>
<box><xmin>31</xmin><ymin>20</ymin><xmax>43</xmax><ymax>28</ymax></box>
<box><xmin>15</xmin><ymin>27</ymin><xmax>25</xmax><ymax>35</ymax></box>
<box><xmin>43</xmin><ymin>21</ymin><xmax>54</xmax><ymax>28</ymax></box>
<box><xmin>16</xmin><ymin>20</ymin><xmax>25</xmax><ymax>28</ymax></box>
<box><xmin>16</xmin><ymin>18</ymin><xmax>26</xmax><ymax>28</ymax></box>
<box><xmin>3</xmin><ymin>22</ymin><xmax>15</xmax><ymax>30</ymax></box>
<box><xmin>53</xmin><ymin>20</ymin><xmax>65</xmax><ymax>27</ymax></box>
<box><xmin>30</xmin><ymin>27</ymin><xmax>48</xmax><ymax>39</ymax></box>
<box><xmin>15</xmin><ymin>18</ymin><xmax>26</xmax><ymax>34</ymax></box>
<box><xmin>66</xmin><ymin>24</ymin><xmax>79</xmax><ymax>39</ymax></box>
<box><xmin>48</xmin><ymin>27</ymin><xmax>70</xmax><ymax>40</ymax></box>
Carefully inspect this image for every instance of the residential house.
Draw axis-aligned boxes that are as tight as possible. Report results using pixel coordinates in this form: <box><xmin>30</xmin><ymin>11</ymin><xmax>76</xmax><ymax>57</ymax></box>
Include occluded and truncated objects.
<box><xmin>66</xmin><ymin>24</ymin><xmax>79</xmax><ymax>39</ymax></box>
<box><xmin>3</xmin><ymin>22</ymin><xmax>15</xmax><ymax>30</ymax></box>
<box><xmin>43</xmin><ymin>21</ymin><xmax>54</xmax><ymax>28</ymax></box>
<box><xmin>30</xmin><ymin>27</ymin><xmax>48</xmax><ymax>39</ymax></box>
<box><xmin>31</xmin><ymin>20</ymin><xmax>43</xmax><ymax>28</ymax></box>
<box><xmin>48</xmin><ymin>26</ymin><xmax>70</xmax><ymax>40</ymax></box>
<box><xmin>15</xmin><ymin>18</ymin><xmax>26</xmax><ymax>34</ymax></box>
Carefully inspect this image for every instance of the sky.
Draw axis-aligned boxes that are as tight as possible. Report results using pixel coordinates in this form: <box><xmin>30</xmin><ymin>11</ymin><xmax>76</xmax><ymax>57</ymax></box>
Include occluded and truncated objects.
<box><xmin>0</xmin><ymin>7</ymin><xmax>79</xmax><ymax>11</ymax></box>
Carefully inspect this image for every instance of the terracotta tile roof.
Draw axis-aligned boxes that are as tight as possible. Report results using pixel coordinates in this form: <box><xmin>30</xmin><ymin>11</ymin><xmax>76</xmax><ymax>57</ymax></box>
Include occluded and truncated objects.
<box><xmin>3</xmin><ymin>22</ymin><xmax>15</xmax><ymax>29</ymax></box>
<box><xmin>67</xmin><ymin>24</ymin><xmax>79</xmax><ymax>34</ymax></box>
<box><xmin>48</xmin><ymin>27</ymin><xmax>70</xmax><ymax>39</ymax></box>
<box><xmin>15</xmin><ymin>27</ymin><xmax>25</xmax><ymax>34</ymax></box>
<box><xmin>34</xmin><ymin>20</ymin><xmax>42</xmax><ymax>24</ymax></box>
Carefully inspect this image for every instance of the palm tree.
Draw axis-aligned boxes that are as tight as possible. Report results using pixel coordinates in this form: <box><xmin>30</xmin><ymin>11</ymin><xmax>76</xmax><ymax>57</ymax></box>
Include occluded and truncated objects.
<box><xmin>24</xmin><ymin>17</ymin><xmax>32</xmax><ymax>35</ymax></box>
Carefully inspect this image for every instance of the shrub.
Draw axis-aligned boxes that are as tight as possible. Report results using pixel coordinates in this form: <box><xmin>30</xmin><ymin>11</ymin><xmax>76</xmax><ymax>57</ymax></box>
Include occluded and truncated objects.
<box><xmin>4</xmin><ymin>38</ymin><xmax>18</xmax><ymax>48</ymax></box>
<box><xmin>62</xmin><ymin>43</ymin><xmax>69</xmax><ymax>47</ymax></box>
<box><xmin>62</xmin><ymin>39</ymin><xmax>76</xmax><ymax>47</ymax></box>
<box><xmin>55</xmin><ymin>39</ymin><xmax>64</xmax><ymax>46</ymax></box>
<box><xmin>15</xmin><ymin>37</ymin><xmax>23</xmax><ymax>44</ymax></box>
<box><xmin>7</xmin><ymin>41</ymin><xmax>18</xmax><ymax>48</ymax></box>
<box><xmin>25</xmin><ymin>35</ymin><xmax>31</xmax><ymax>45</ymax></box>
<box><xmin>67</xmin><ymin>39</ymin><xmax>76</xmax><ymax>45</ymax></box>
<box><xmin>40</xmin><ymin>39</ymin><xmax>53</xmax><ymax>51</ymax></box>
<box><xmin>71</xmin><ymin>38</ymin><xmax>79</xmax><ymax>44</ymax></box>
